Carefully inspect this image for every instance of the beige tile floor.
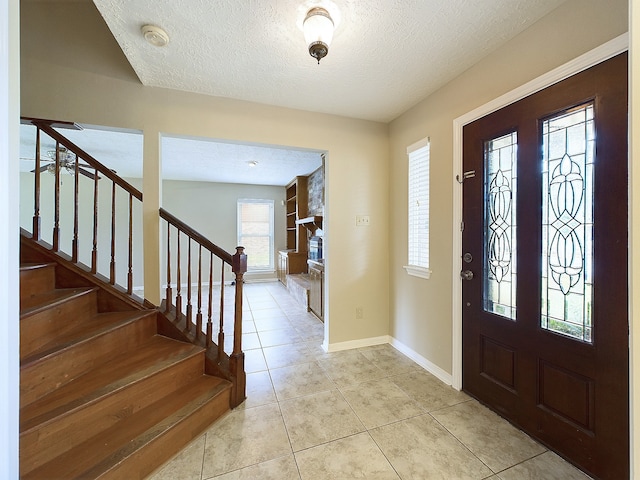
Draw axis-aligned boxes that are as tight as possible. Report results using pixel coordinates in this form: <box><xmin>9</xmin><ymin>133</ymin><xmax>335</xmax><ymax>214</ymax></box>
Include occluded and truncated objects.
<box><xmin>148</xmin><ymin>281</ymin><xmax>591</xmax><ymax>480</ymax></box>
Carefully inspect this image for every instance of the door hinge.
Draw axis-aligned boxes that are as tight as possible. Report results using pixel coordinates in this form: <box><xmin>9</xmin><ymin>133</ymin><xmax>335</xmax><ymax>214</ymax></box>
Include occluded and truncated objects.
<box><xmin>460</xmin><ymin>221</ymin><xmax>465</xmax><ymax>232</ymax></box>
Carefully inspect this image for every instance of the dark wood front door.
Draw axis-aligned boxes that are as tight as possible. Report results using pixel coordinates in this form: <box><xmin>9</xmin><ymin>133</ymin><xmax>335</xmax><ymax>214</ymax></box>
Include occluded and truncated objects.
<box><xmin>462</xmin><ymin>53</ymin><xmax>628</xmax><ymax>480</ymax></box>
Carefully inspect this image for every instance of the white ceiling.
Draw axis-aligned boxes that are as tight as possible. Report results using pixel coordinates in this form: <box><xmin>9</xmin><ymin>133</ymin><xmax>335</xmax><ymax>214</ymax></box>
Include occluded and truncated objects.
<box><xmin>22</xmin><ymin>0</ymin><xmax>569</xmax><ymax>185</ymax></box>
<box><xmin>92</xmin><ymin>0</ymin><xmax>567</xmax><ymax>122</ymax></box>
<box><xmin>19</xmin><ymin>124</ymin><xmax>323</xmax><ymax>186</ymax></box>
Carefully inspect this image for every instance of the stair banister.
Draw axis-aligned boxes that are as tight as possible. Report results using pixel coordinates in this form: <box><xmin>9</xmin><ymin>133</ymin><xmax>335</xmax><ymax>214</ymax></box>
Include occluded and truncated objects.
<box><xmin>23</xmin><ymin>117</ymin><xmax>143</xmax><ymax>297</ymax></box>
<box><xmin>159</xmin><ymin>207</ymin><xmax>247</xmax><ymax>407</ymax></box>
<box><xmin>21</xmin><ymin>117</ymin><xmax>247</xmax><ymax>408</ymax></box>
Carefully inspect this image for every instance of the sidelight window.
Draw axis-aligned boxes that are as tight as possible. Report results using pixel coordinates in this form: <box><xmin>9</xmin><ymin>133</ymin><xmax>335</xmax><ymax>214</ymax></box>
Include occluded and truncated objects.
<box><xmin>404</xmin><ymin>137</ymin><xmax>431</xmax><ymax>279</ymax></box>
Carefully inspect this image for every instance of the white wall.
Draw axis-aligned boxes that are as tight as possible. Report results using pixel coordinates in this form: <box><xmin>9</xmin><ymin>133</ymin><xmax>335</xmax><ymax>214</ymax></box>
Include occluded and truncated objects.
<box><xmin>162</xmin><ymin>180</ymin><xmax>287</xmax><ymax>284</ymax></box>
<box><xmin>19</xmin><ymin>171</ymin><xmax>144</xmax><ymax>290</ymax></box>
<box><xmin>20</xmin><ymin>1</ymin><xmax>391</xmax><ymax>347</ymax></box>
<box><xmin>12</xmin><ymin>0</ymin><xmax>640</xmax><ymax>473</ymax></box>
<box><xmin>1</xmin><ymin>0</ymin><xmax>20</xmax><ymax>477</ymax></box>
<box><xmin>388</xmin><ymin>0</ymin><xmax>629</xmax><ymax>377</ymax></box>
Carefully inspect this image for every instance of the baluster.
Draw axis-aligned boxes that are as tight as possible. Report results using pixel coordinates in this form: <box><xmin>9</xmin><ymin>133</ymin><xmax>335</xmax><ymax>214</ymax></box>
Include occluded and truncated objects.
<box><xmin>229</xmin><ymin>246</ymin><xmax>247</xmax><ymax>408</ymax></box>
<box><xmin>109</xmin><ymin>181</ymin><xmax>116</xmax><ymax>284</ymax></box>
<box><xmin>32</xmin><ymin>127</ymin><xmax>41</xmax><ymax>240</ymax></box>
<box><xmin>218</xmin><ymin>258</ymin><xmax>225</xmax><ymax>360</ymax></box>
<box><xmin>165</xmin><ymin>223</ymin><xmax>172</xmax><ymax>312</ymax></box>
<box><xmin>185</xmin><ymin>238</ymin><xmax>193</xmax><ymax>332</ymax></box>
<box><xmin>91</xmin><ymin>169</ymin><xmax>99</xmax><ymax>273</ymax></box>
<box><xmin>127</xmin><ymin>193</ymin><xmax>133</xmax><ymax>294</ymax></box>
<box><xmin>52</xmin><ymin>141</ymin><xmax>61</xmax><ymax>252</ymax></box>
<box><xmin>196</xmin><ymin>244</ymin><xmax>203</xmax><ymax>338</ymax></box>
<box><xmin>206</xmin><ymin>252</ymin><xmax>213</xmax><ymax>348</ymax></box>
<box><xmin>72</xmin><ymin>153</ymin><xmax>79</xmax><ymax>263</ymax></box>
<box><xmin>175</xmin><ymin>230</ymin><xmax>182</xmax><ymax>319</ymax></box>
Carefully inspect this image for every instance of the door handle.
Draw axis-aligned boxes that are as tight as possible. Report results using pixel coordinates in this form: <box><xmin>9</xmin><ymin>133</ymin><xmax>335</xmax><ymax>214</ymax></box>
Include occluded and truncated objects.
<box><xmin>460</xmin><ymin>270</ymin><xmax>474</xmax><ymax>281</ymax></box>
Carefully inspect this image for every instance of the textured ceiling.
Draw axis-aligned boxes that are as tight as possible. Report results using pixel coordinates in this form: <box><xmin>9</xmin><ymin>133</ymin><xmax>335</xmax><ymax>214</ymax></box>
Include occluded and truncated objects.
<box><xmin>92</xmin><ymin>0</ymin><xmax>568</xmax><ymax>123</ymax></box>
<box><xmin>22</xmin><ymin>0</ymin><xmax>568</xmax><ymax>185</ymax></box>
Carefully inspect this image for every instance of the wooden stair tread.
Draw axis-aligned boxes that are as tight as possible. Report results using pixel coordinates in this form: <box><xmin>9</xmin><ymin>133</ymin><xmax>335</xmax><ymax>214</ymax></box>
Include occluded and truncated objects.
<box><xmin>22</xmin><ymin>376</ymin><xmax>231</xmax><ymax>480</ymax></box>
<box><xmin>21</xmin><ymin>309</ymin><xmax>157</xmax><ymax>366</ymax></box>
<box><xmin>21</xmin><ymin>336</ymin><xmax>204</xmax><ymax>432</ymax></box>
<box><xmin>20</xmin><ymin>262</ymin><xmax>56</xmax><ymax>271</ymax></box>
<box><xmin>20</xmin><ymin>286</ymin><xmax>97</xmax><ymax>316</ymax></box>
<box><xmin>19</xmin><ymin>232</ymin><xmax>243</xmax><ymax>478</ymax></box>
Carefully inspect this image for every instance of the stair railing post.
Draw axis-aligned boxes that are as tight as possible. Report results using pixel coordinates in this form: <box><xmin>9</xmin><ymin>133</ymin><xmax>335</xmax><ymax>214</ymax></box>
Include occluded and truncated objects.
<box><xmin>32</xmin><ymin>127</ymin><xmax>41</xmax><ymax>240</ymax></box>
<box><xmin>165</xmin><ymin>222</ymin><xmax>172</xmax><ymax>313</ymax></box>
<box><xmin>175</xmin><ymin>229</ymin><xmax>182</xmax><ymax>320</ymax></box>
<box><xmin>52</xmin><ymin>141</ymin><xmax>61</xmax><ymax>252</ymax></box>
<box><xmin>229</xmin><ymin>246</ymin><xmax>247</xmax><ymax>408</ymax></box>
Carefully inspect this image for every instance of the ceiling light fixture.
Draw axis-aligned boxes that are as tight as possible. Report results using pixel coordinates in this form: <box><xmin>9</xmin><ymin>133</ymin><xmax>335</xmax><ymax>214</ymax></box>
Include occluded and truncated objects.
<box><xmin>248</xmin><ymin>161</ymin><xmax>258</xmax><ymax>167</ymax></box>
<box><xmin>47</xmin><ymin>147</ymin><xmax>77</xmax><ymax>175</ymax></box>
<box><xmin>303</xmin><ymin>7</ymin><xmax>334</xmax><ymax>64</ymax></box>
<box><xmin>33</xmin><ymin>146</ymin><xmax>99</xmax><ymax>180</ymax></box>
<box><xmin>141</xmin><ymin>24</ymin><xmax>169</xmax><ymax>47</ymax></box>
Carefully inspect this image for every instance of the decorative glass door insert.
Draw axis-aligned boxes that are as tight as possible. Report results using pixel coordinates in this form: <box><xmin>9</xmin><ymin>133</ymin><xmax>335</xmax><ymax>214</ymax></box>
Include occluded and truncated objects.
<box><xmin>541</xmin><ymin>103</ymin><xmax>594</xmax><ymax>343</ymax></box>
<box><xmin>483</xmin><ymin>131</ymin><xmax>517</xmax><ymax>320</ymax></box>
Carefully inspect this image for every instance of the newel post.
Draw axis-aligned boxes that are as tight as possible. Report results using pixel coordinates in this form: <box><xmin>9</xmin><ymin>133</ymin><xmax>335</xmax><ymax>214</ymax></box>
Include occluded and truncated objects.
<box><xmin>229</xmin><ymin>246</ymin><xmax>247</xmax><ymax>408</ymax></box>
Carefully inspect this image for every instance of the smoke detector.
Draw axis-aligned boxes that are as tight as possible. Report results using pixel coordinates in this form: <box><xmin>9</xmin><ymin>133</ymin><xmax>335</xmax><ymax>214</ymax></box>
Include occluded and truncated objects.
<box><xmin>141</xmin><ymin>25</ymin><xmax>169</xmax><ymax>47</ymax></box>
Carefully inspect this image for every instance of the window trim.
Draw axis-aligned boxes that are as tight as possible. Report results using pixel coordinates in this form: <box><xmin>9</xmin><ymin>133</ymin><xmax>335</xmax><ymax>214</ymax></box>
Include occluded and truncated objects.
<box><xmin>404</xmin><ymin>136</ymin><xmax>432</xmax><ymax>280</ymax></box>
<box><xmin>237</xmin><ymin>198</ymin><xmax>275</xmax><ymax>273</ymax></box>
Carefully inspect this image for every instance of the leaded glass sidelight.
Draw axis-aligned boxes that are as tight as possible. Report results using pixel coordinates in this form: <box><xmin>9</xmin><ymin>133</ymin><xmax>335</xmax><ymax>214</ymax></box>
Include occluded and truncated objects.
<box><xmin>483</xmin><ymin>132</ymin><xmax>517</xmax><ymax>320</ymax></box>
<box><xmin>541</xmin><ymin>103</ymin><xmax>594</xmax><ymax>343</ymax></box>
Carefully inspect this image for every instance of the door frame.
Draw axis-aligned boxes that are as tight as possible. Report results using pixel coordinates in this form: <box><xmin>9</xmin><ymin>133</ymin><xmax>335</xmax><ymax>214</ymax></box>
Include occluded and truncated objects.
<box><xmin>451</xmin><ymin>33</ymin><xmax>629</xmax><ymax>391</ymax></box>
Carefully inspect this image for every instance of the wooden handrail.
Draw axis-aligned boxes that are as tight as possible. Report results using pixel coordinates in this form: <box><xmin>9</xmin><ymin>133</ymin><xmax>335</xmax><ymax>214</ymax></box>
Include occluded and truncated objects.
<box><xmin>159</xmin><ymin>207</ymin><xmax>247</xmax><ymax>407</ymax></box>
<box><xmin>159</xmin><ymin>208</ymin><xmax>233</xmax><ymax>264</ymax></box>
<box><xmin>23</xmin><ymin>118</ymin><xmax>142</xmax><ymax>201</ymax></box>
<box><xmin>22</xmin><ymin>116</ymin><xmax>142</xmax><ymax>295</ymax></box>
<box><xmin>21</xmin><ymin>116</ymin><xmax>247</xmax><ymax>408</ymax></box>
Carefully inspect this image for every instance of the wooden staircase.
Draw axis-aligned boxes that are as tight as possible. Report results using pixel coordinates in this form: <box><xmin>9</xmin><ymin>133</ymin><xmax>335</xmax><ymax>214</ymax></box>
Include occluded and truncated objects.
<box><xmin>19</xmin><ymin>240</ymin><xmax>232</xmax><ymax>479</ymax></box>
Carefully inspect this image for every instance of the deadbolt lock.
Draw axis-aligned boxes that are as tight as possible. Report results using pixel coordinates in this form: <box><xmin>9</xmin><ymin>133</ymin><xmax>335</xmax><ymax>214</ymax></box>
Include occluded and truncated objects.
<box><xmin>463</xmin><ymin>253</ymin><xmax>473</xmax><ymax>263</ymax></box>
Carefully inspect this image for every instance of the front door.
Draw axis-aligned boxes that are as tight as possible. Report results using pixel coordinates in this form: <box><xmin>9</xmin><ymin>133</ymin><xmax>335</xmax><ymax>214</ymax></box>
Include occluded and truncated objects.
<box><xmin>462</xmin><ymin>52</ymin><xmax>628</xmax><ymax>479</ymax></box>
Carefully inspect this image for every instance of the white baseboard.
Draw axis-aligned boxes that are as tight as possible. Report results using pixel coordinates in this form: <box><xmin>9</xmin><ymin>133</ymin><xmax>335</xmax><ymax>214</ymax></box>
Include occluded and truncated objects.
<box><xmin>323</xmin><ymin>334</ymin><xmax>453</xmax><ymax>387</ymax></box>
<box><xmin>244</xmin><ymin>277</ymin><xmax>278</xmax><ymax>284</ymax></box>
<box><xmin>389</xmin><ymin>337</ymin><xmax>453</xmax><ymax>386</ymax></box>
<box><xmin>325</xmin><ymin>335</ymin><xmax>391</xmax><ymax>353</ymax></box>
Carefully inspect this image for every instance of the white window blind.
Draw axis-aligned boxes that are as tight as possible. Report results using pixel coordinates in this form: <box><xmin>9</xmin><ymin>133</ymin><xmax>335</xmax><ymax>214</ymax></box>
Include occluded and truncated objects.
<box><xmin>404</xmin><ymin>137</ymin><xmax>431</xmax><ymax>279</ymax></box>
<box><xmin>237</xmin><ymin>199</ymin><xmax>274</xmax><ymax>272</ymax></box>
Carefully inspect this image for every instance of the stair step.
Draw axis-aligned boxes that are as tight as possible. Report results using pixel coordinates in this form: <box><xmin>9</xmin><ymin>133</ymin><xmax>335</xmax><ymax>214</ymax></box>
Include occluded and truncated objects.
<box><xmin>20</xmin><ymin>336</ymin><xmax>207</xmax><ymax>474</ymax></box>
<box><xmin>22</xmin><ymin>376</ymin><xmax>231</xmax><ymax>480</ymax></box>
<box><xmin>20</xmin><ymin>309</ymin><xmax>158</xmax><ymax>408</ymax></box>
<box><xmin>20</xmin><ymin>287</ymin><xmax>99</xmax><ymax>359</ymax></box>
<box><xmin>20</xmin><ymin>262</ymin><xmax>56</xmax><ymax>304</ymax></box>
<box><xmin>19</xmin><ymin>234</ymin><xmax>237</xmax><ymax>478</ymax></box>
<box><xmin>20</xmin><ymin>285</ymin><xmax>95</xmax><ymax>316</ymax></box>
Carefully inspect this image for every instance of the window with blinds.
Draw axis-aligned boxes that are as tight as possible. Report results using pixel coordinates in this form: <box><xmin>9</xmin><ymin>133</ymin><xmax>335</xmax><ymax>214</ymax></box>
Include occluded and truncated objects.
<box><xmin>237</xmin><ymin>199</ymin><xmax>274</xmax><ymax>272</ymax></box>
<box><xmin>404</xmin><ymin>137</ymin><xmax>431</xmax><ymax>279</ymax></box>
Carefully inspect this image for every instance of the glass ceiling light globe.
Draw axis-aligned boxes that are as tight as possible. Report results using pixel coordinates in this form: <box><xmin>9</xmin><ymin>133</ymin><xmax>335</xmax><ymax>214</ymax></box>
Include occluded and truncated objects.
<box><xmin>303</xmin><ymin>7</ymin><xmax>334</xmax><ymax>64</ymax></box>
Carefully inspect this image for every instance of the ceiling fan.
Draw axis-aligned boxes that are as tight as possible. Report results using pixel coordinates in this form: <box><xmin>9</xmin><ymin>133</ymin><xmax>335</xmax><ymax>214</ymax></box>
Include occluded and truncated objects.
<box><xmin>29</xmin><ymin>146</ymin><xmax>100</xmax><ymax>180</ymax></box>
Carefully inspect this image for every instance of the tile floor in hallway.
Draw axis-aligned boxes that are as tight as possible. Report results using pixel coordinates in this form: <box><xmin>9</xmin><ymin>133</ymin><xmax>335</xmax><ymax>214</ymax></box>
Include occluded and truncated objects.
<box><xmin>148</xmin><ymin>281</ymin><xmax>591</xmax><ymax>480</ymax></box>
